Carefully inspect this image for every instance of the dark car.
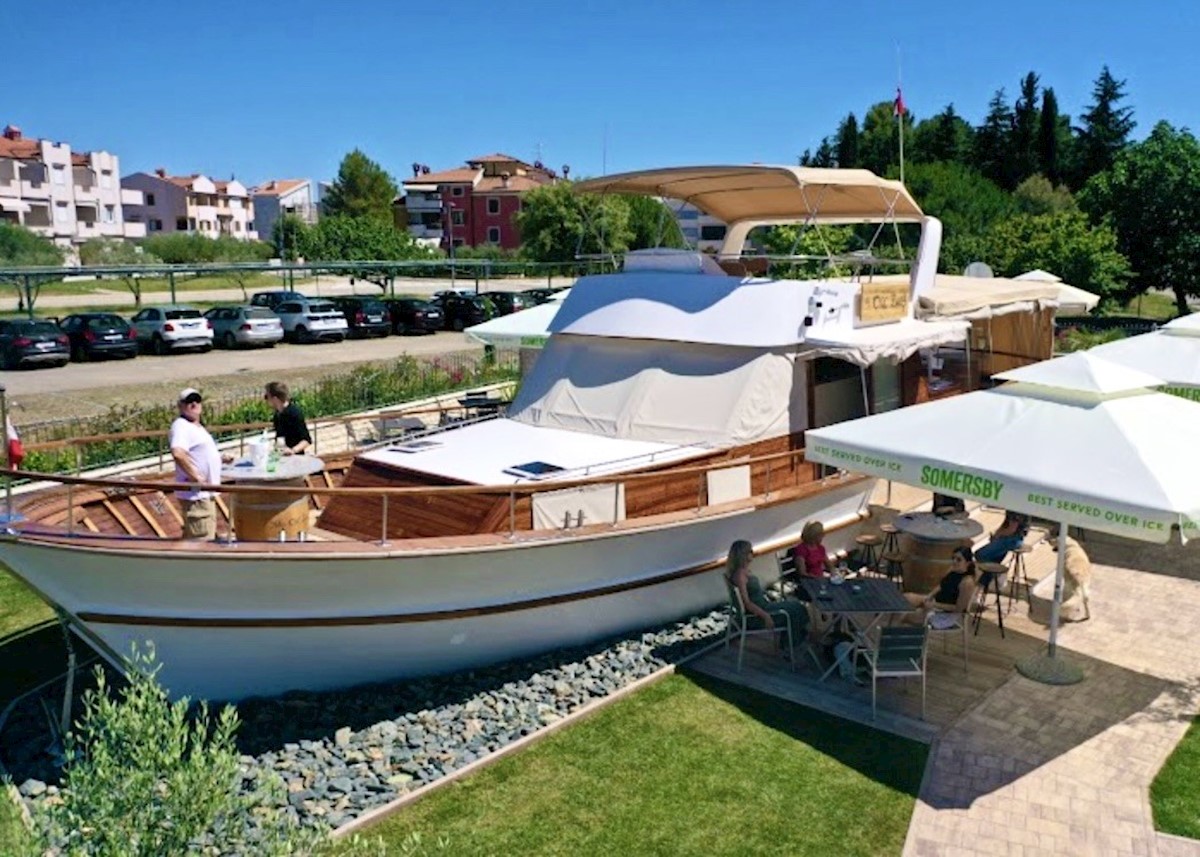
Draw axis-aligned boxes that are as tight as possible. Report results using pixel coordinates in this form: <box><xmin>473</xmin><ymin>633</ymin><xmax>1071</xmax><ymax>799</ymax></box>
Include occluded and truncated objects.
<box><xmin>58</xmin><ymin>312</ymin><xmax>139</xmax><ymax>361</ymax></box>
<box><xmin>329</xmin><ymin>296</ymin><xmax>391</xmax><ymax>338</ymax></box>
<box><xmin>0</xmin><ymin>319</ymin><xmax>70</xmax><ymax>369</ymax></box>
<box><xmin>518</xmin><ymin>288</ymin><xmax>560</xmax><ymax>306</ymax></box>
<box><xmin>250</xmin><ymin>290</ymin><xmax>308</xmax><ymax>310</ymax></box>
<box><xmin>433</xmin><ymin>293</ymin><xmax>496</xmax><ymax>331</ymax></box>
<box><xmin>382</xmin><ymin>298</ymin><xmax>443</xmax><ymax>335</ymax></box>
<box><xmin>481</xmin><ymin>291</ymin><xmax>534</xmax><ymax>316</ymax></box>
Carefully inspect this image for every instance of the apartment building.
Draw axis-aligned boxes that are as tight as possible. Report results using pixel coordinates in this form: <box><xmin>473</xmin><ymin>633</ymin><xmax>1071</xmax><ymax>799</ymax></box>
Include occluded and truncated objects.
<box><xmin>250</xmin><ymin>179</ymin><xmax>317</xmax><ymax>245</ymax></box>
<box><xmin>398</xmin><ymin>153</ymin><xmax>559</xmax><ymax>251</ymax></box>
<box><xmin>0</xmin><ymin>124</ymin><xmax>145</xmax><ymax>249</ymax></box>
<box><xmin>121</xmin><ymin>169</ymin><xmax>257</xmax><ymax>240</ymax></box>
<box><xmin>673</xmin><ymin>201</ymin><xmax>728</xmax><ymax>253</ymax></box>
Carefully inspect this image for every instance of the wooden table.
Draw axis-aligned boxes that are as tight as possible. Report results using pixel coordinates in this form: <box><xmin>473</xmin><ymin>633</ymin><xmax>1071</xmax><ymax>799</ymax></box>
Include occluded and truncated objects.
<box><xmin>798</xmin><ymin>577</ymin><xmax>914</xmax><ymax>681</ymax></box>
<box><xmin>891</xmin><ymin>511</ymin><xmax>984</xmax><ymax>593</ymax></box>
<box><xmin>221</xmin><ymin>455</ymin><xmax>325</xmax><ymax>541</ymax></box>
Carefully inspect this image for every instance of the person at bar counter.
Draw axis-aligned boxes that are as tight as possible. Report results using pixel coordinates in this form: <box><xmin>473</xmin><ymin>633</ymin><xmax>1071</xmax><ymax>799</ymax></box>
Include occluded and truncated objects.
<box><xmin>902</xmin><ymin>545</ymin><xmax>978</xmax><ymax>622</ymax></box>
<box><xmin>264</xmin><ymin>381</ymin><xmax>311</xmax><ymax>455</ymax></box>
<box><xmin>169</xmin><ymin>388</ymin><xmax>231</xmax><ymax>540</ymax></box>
<box><xmin>791</xmin><ymin>520</ymin><xmax>836</xmax><ymax>578</ymax></box>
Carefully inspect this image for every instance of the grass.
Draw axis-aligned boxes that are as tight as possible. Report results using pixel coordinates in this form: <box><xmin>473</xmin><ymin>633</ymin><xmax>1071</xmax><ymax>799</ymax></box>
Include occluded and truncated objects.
<box><xmin>1117</xmin><ymin>291</ymin><xmax>1181</xmax><ymax>321</ymax></box>
<box><xmin>0</xmin><ymin>793</ymin><xmax>27</xmax><ymax>856</ymax></box>
<box><xmin>0</xmin><ymin>567</ymin><xmax>52</xmax><ymax>640</ymax></box>
<box><xmin>362</xmin><ymin>672</ymin><xmax>926</xmax><ymax>856</ymax></box>
<box><xmin>1151</xmin><ymin>714</ymin><xmax>1200</xmax><ymax>839</ymax></box>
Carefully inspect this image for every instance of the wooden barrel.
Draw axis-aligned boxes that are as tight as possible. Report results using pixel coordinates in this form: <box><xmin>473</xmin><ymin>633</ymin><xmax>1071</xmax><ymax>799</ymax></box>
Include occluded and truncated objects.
<box><xmin>232</xmin><ymin>481</ymin><xmax>310</xmax><ymax>540</ymax></box>
<box><xmin>900</xmin><ymin>534</ymin><xmax>958</xmax><ymax>593</ymax></box>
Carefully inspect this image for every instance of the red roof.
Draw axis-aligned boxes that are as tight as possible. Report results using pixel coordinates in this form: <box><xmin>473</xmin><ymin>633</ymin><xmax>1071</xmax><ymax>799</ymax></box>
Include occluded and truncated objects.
<box><xmin>476</xmin><ymin>174</ymin><xmax>550</xmax><ymax>193</ymax></box>
<box><xmin>0</xmin><ymin>137</ymin><xmax>40</xmax><ymax>160</ymax></box>
<box><xmin>251</xmin><ymin>178</ymin><xmax>306</xmax><ymax>197</ymax></box>
<box><xmin>467</xmin><ymin>153</ymin><xmax>529</xmax><ymax>165</ymax></box>
<box><xmin>402</xmin><ymin>167</ymin><xmax>480</xmax><ymax>186</ymax></box>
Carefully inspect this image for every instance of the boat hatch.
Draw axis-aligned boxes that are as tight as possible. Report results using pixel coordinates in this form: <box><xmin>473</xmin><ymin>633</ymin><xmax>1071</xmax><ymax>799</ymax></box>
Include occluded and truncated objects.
<box><xmin>388</xmin><ymin>439</ymin><xmax>444</xmax><ymax>453</ymax></box>
<box><xmin>503</xmin><ymin>461</ymin><xmax>565</xmax><ymax>480</ymax></box>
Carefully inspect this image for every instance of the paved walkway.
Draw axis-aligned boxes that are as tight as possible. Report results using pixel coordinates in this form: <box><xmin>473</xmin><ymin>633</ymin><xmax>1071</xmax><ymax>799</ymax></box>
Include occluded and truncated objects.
<box><xmin>903</xmin><ymin>533</ymin><xmax>1200</xmax><ymax>856</ymax></box>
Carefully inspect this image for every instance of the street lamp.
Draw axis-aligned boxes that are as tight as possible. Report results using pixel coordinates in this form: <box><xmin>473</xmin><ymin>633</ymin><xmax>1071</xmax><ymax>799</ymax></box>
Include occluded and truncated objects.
<box><xmin>445</xmin><ymin>198</ymin><xmax>456</xmax><ymax>288</ymax></box>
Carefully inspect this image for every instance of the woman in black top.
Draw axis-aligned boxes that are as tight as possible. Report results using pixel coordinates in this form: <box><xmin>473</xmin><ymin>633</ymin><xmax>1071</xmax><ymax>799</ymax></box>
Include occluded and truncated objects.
<box><xmin>904</xmin><ymin>545</ymin><xmax>978</xmax><ymax>620</ymax></box>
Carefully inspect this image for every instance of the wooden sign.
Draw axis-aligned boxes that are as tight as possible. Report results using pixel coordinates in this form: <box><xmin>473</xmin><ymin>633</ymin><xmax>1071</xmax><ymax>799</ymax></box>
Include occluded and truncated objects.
<box><xmin>858</xmin><ymin>282</ymin><xmax>909</xmax><ymax>323</ymax></box>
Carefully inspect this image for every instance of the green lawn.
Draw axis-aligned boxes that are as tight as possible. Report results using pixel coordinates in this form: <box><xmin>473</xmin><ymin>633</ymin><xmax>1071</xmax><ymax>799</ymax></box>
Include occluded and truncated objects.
<box><xmin>1119</xmin><ymin>291</ymin><xmax>1182</xmax><ymax>321</ymax></box>
<box><xmin>1151</xmin><ymin>714</ymin><xmax>1200</xmax><ymax>839</ymax></box>
<box><xmin>0</xmin><ymin>567</ymin><xmax>52</xmax><ymax>640</ymax></box>
<box><xmin>363</xmin><ymin>672</ymin><xmax>926</xmax><ymax>856</ymax></box>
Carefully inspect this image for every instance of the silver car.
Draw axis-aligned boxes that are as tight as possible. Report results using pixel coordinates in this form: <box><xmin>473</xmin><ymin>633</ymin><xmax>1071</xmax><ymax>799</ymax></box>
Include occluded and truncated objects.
<box><xmin>274</xmin><ymin>299</ymin><xmax>348</xmax><ymax>343</ymax></box>
<box><xmin>205</xmin><ymin>305</ymin><xmax>284</xmax><ymax>349</ymax></box>
<box><xmin>130</xmin><ymin>305</ymin><xmax>213</xmax><ymax>355</ymax></box>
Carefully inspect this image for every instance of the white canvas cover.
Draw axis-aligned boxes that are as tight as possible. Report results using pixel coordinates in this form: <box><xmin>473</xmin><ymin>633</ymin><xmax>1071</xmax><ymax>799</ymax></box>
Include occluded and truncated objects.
<box><xmin>805</xmin><ymin>353</ymin><xmax>1200</xmax><ymax>543</ymax></box>
<box><xmin>1088</xmin><ymin>317</ymin><xmax>1200</xmax><ymax>397</ymax></box>
<box><xmin>1015</xmin><ymin>270</ymin><xmax>1099</xmax><ymax>314</ymax></box>
<box><xmin>805</xmin><ymin>318</ymin><xmax>970</xmax><ymax>368</ymax></box>
<box><xmin>508</xmin><ymin>335</ymin><xmax>802</xmax><ymax>447</ymax></box>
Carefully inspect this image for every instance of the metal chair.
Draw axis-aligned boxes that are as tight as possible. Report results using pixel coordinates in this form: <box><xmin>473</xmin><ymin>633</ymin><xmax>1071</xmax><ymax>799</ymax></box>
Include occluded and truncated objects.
<box><xmin>723</xmin><ymin>578</ymin><xmax>795</xmax><ymax>672</ymax></box>
<box><xmin>862</xmin><ymin>625</ymin><xmax>928</xmax><ymax>720</ymax></box>
<box><xmin>926</xmin><ymin>608</ymin><xmax>969</xmax><ymax>672</ymax></box>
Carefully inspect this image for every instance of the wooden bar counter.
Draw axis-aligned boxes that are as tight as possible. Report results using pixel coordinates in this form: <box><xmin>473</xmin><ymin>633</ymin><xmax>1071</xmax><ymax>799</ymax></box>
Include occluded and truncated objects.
<box><xmin>892</xmin><ymin>511</ymin><xmax>984</xmax><ymax>593</ymax></box>
<box><xmin>221</xmin><ymin>455</ymin><xmax>325</xmax><ymax>541</ymax></box>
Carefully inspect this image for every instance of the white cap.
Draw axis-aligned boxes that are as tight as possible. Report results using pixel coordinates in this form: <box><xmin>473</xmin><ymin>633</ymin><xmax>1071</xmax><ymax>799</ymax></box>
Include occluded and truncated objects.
<box><xmin>178</xmin><ymin>387</ymin><xmax>202</xmax><ymax>403</ymax></box>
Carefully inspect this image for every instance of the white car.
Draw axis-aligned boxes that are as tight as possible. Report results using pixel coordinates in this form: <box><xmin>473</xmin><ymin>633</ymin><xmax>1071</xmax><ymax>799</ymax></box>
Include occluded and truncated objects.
<box><xmin>274</xmin><ymin>299</ymin><xmax>348</xmax><ymax>343</ymax></box>
<box><xmin>130</xmin><ymin>305</ymin><xmax>213</xmax><ymax>355</ymax></box>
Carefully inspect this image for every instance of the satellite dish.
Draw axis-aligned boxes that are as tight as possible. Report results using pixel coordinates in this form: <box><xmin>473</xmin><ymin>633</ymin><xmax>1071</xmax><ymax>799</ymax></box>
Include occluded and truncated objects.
<box><xmin>963</xmin><ymin>261</ymin><xmax>994</xmax><ymax>278</ymax></box>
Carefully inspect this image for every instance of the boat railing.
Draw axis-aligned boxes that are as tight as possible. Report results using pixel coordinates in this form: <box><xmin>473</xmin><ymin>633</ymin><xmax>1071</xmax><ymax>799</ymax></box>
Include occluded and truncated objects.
<box><xmin>3</xmin><ymin>441</ymin><xmax>862</xmax><ymax>544</ymax></box>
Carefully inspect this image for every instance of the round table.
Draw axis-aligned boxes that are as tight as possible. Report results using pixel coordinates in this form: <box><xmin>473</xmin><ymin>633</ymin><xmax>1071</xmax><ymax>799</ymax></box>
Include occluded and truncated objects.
<box><xmin>221</xmin><ymin>455</ymin><xmax>325</xmax><ymax>541</ymax></box>
<box><xmin>891</xmin><ymin>511</ymin><xmax>984</xmax><ymax>593</ymax></box>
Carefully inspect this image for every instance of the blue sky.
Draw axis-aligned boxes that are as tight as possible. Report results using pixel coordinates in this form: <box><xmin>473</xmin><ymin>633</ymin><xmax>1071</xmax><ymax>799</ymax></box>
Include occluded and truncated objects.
<box><xmin>5</xmin><ymin>0</ymin><xmax>1199</xmax><ymax>188</ymax></box>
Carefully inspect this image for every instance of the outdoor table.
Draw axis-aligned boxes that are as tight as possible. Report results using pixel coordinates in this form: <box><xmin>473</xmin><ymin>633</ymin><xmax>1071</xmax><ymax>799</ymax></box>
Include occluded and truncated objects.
<box><xmin>892</xmin><ymin>512</ymin><xmax>984</xmax><ymax>593</ymax></box>
<box><xmin>221</xmin><ymin>454</ymin><xmax>325</xmax><ymax>540</ymax></box>
<box><xmin>797</xmin><ymin>577</ymin><xmax>914</xmax><ymax>682</ymax></box>
<box><xmin>457</xmin><ymin>394</ymin><xmax>507</xmax><ymax>418</ymax></box>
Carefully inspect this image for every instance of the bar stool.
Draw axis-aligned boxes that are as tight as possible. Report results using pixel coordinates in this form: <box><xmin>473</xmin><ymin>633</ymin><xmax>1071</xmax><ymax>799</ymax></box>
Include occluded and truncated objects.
<box><xmin>1006</xmin><ymin>544</ymin><xmax>1034</xmax><ymax>612</ymax></box>
<box><xmin>879</xmin><ymin>549</ymin><xmax>905</xmax><ymax>590</ymax></box>
<box><xmin>880</xmin><ymin>522</ymin><xmax>901</xmax><ymax>557</ymax></box>
<box><xmin>855</xmin><ymin>533</ymin><xmax>882</xmax><ymax>574</ymax></box>
<box><xmin>972</xmin><ymin>562</ymin><xmax>1007</xmax><ymax>638</ymax></box>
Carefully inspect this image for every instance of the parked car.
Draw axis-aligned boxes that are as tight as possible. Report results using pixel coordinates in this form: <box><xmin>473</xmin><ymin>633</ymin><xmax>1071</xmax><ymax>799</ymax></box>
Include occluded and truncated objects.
<box><xmin>204</xmin><ymin>305</ymin><xmax>284</xmax><ymax>349</ymax></box>
<box><xmin>58</xmin><ymin>313</ymin><xmax>139</xmax><ymax>361</ymax></box>
<box><xmin>329</xmin><ymin>296</ymin><xmax>391</xmax><ymax>338</ymax></box>
<box><xmin>431</xmin><ymin>288</ymin><xmax>476</xmax><ymax>301</ymax></box>
<box><xmin>130</xmin><ymin>305</ymin><xmax>213</xmax><ymax>355</ymax></box>
<box><xmin>481</xmin><ymin>291</ymin><xmax>534</xmax><ymax>316</ymax></box>
<box><xmin>519</xmin><ymin>287</ymin><xmax>564</xmax><ymax>305</ymax></box>
<box><xmin>0</xmin><ymin>319</ymin><xmax>69</xmax><ymax>369</ymax></box>
<box><xmin>250</xmin><ymin>290</ymin><xmax>308</xmax><ymax>310</ymax></box>
<box><xmin>382</xmin><ymin>298</ymin><xmax>443</xmax><ymax>335</ymax></box>
<box><xmin>432</xmin><ymin>293</ymin><xmax>496</xmax><ymax>331</ymax></box>
<box><xmin>274</xmin><ymin>299</ymin><xmax>348</xmax><ymax>343</ymax></box>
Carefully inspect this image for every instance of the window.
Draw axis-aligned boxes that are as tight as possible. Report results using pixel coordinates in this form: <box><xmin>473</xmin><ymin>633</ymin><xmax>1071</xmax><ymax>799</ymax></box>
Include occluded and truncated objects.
<box><xmin>451</xmin><ymin>186</ymin><xmax>464</xmax><ymax>197</ymax></box>
<box><xmin>452</xmin><ymin>238</ymin><xmax>464</xmax><ymax>248</ymax></box>
<box><xmin>487</xmin><ymin>197</ymin><xmax>500</xmax><ymax>215</ymax></box>
<box><xmin>100</xmin><ymin>170</ymin><xmax>113</xmax><ymax>189</ymax></box>
<box><xmin>55</xmin><ymin>202</ymin><xmax>68</xmax><ymax>223</ymax></box>
<box><xmin>149</xmin><ymin>219</ymin><xmax>162</xmax><ymax>231</ymax></box>
<box><xmin>451</xmin><ymin>209</ymin><xmax>465</xmax><ymax>226</ymax></box>
<box><xmin>487</xmin><ymin>226</ymin><xmax>501</xmax><ymax>243</ymax></box>
<box><xmin>700</xmin><ymin>224</ymin><xmax>727</xmax><ymax>241</ymax></box>
<box><xmin>176</xmin><ymin>217</ymin><xmax>188</xmax><ymax>230</ymax></box>
<box><xmin>52</xmin><ymin>165</ymin><xmax>66</xmax><ymax>186</ymax></box>
<box><xmin>146</xmin><ymin>193</ymin><xmax>156</xmax><ymax>206</ymax></box>
<box><xmin>102</xmin><ymin>205</ymin><xmax>115</xmax><ymax>223</ymax></box>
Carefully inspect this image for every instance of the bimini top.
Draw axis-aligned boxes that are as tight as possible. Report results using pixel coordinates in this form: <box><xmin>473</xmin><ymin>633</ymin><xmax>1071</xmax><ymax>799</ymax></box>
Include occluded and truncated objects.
<box><xmin>572</xmin><ymin>164</ymin><xmax>923</xmax><ymax>226</ymax></box>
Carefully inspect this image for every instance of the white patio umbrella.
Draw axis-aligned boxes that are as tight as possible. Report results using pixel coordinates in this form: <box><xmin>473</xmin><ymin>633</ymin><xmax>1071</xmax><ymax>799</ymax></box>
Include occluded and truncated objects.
<box><xmin>805</xmin><ymin>352</ymin><xmax>1200</xmax><ymax>683</ymax></box>
<box><xmin>464</xmin><ymin>290</ymin><xmax>570</xmax><ymax>348</ymax></box>
<box><xmin>1015</xmin><ymin>269</ymin><xmax>1100</xmax><ymax>315</ymax></box>
<box><xmin>1087</xmin><ymin>313</ymin><xmax>1200</xmax><ymax>400</ymax></box>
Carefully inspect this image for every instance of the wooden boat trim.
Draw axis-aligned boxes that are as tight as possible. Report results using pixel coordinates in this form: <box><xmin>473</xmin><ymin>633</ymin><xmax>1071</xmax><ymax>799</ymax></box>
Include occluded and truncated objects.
<box><xmin>70</xmin><ymin>513</ymin><xmax>866</xmax><ymax>629</ymax></box>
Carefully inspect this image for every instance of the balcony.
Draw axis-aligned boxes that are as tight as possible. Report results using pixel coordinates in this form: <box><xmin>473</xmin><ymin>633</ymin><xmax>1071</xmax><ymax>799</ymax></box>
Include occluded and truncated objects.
<box><xmin>404</xmin><ymin>195</ymin><xmax>444</xmax><ymax>212</ymax></box>
<box><xmin>123</xmin><ymin>222</ymin><xmax>147</xmax><ymax>239</ymax></box>
<box><xmin>20</xmin><ymin>180</ymin><xmax>50</xmax><ymax>199</ymax></box>
<box><xmin>408</xmin><ymin>224</ymin><xmax>445</xmax><ymax>240</ymax></box>
<box><xmin>120</xmin><ymin>188</ymin><xmax>143</xmax><ymax>206</ymax></box>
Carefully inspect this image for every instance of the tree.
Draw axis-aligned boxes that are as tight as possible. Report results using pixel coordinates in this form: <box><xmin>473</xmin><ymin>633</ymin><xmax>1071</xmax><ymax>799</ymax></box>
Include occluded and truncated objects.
<box><xmin>622</xmin><ymin>195</ymin><xmax>685</xmax><ymax>250</ymax></box>
<box><xmin>858</xmin><ymin>101</ymin><xmax>911</xmax><ymax>176</ymax></box>
<box><xmin>973</xmin><ymin>89</ymin><xmax>1016</xmax><ymax>189</ymax></box>
<box><xmin>835</xmin><ymin>113</ymin><xmax>859</xmax><ymax>168</ymax></box>
<box><xmin>213</xmin><ymin>237</ymin><xmax>275</xmax><ymax>301</ymax></box>
<box><xmin>78</xmin><ymin>238</ymin><xmax>162</xmax><ymax>308</ymax></box>
<box><xmin>799</xmin><ymin>137</ymin><xmax>836</xmax><ymax>167</ymax></box>
<box><xmin>321</xmin><ymin>149</ymin><xmax>399</xmax><ymax>222</ymax></box>
<box><xmin>1012</xmin><ymin>175</ymin><xmax>1077</xmax><ymax>216</ymax></box>
<box><xmin>1038</xmin><ymin>87</ymin><xmax>1064</xmax><ymax>185</ymax></box>
<box><xmin>901</xmin><ymin>161</ymin><xmax>1015</xmax><ymax>274</ymax></box>
<box><xmin>1012</xmin><ymin>72</ymin><xmax>1041</xmax><ymax>184</ymax></box>
<box><xmin>515</xmin><ymin>182</ymin><xmax>632</xmax><ymax>264</ymax></box>
<box><xmin>1071</xmin><ymin>66</ymin><xmax>1136</xmax><ymax>189</ymax></box>
<box><xmin>981</xmin><ymin>211</ymin><xmax>1131</xmax><ymax>305</ymax></box>
<box><xmin>758</xmin><ymin>223</ymin><xmax>855</xmax><ymax>278</ymax></box>
<box><xmin>271</xmin><ymin>214</ymin><xmax>310</xmax><ymax>262</ymax></box>
<box><xmin>1079</xmin><ymin>121</ymin><xmax>1200</xmax><ymax>314</ymax></box>
<box><xmin>0</xmin><ymin>223</ymin><xmax>65</xmax><ymax>311</ymax></box>
<box><xmin>910</xmin><ymin>104</ymin><xmax>973</xmax><ymax>165</ymax></box>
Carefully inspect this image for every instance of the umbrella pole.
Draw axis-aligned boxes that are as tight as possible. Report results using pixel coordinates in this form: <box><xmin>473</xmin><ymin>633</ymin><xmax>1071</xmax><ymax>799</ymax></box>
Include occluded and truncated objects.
<box><xmin>1016</xmin><ymin>521</ymin><xmax>1083</xmax><ymax>685</ymax></box>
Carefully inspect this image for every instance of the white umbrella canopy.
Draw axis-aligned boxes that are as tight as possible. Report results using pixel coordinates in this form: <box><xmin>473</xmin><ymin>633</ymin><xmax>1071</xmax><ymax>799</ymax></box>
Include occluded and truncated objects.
<box><xmin>1087</xmin><ymin>312</ymin><xmax>1200</xmax><ymax>400</ymax></box>
<box><xmin>806</xmin><ymin>352</ymin><xmax>1200</xmax><ymax>682</ymax></box>
<box><xmin>464</xmin><ymin>290</ymin><xmax>569</xmax><ymax>348</ymax></box>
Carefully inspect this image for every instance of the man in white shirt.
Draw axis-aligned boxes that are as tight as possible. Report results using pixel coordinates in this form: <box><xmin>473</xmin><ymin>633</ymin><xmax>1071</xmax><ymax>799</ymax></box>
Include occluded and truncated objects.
<box><xmin>169</xmin><ymin>387</ymin><xmax>225</xmax><ymax>539</ymax></box>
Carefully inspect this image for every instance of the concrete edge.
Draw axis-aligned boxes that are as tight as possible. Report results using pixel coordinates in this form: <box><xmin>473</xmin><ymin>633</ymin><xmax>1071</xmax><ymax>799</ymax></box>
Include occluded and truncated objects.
<box><xmin>899</xmin><ymin>732</ymin><xmax>943</xmax><ymax>856</ymax></box>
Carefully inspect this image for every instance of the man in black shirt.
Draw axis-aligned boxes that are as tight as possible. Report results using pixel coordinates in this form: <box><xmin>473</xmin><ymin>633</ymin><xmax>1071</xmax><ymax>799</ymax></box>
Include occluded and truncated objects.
<box><xmin>264</xmin><ymin>381</ymin><xmax>312</xmax><ymax>454</ymax></box>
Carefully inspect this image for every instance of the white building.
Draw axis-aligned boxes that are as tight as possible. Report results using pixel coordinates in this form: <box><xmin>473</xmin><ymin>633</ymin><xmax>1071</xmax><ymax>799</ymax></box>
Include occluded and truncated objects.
<box><xmin>0</xmin><ymin>124</ymin><xmax>145</xmax><ymax>250</ymax></box>
<box><xmin>250</xmin><ymin>179</ymin><xmax>317</xmax><ymax>245</ymax></box>
<box><xmin>121</xmin><ymin>169</ymin><xmax>257</xmax><ymax>240</ymax></box>
<box><xmin>672</xmin><ymin>201</ymin><xmax>727</xmax><ymax>253</ymax></box>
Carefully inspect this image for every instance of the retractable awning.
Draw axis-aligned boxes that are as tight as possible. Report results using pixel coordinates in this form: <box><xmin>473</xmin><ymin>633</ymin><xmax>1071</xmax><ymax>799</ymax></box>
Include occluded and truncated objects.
<box><xmin>804</xmin><ymin>318</ymin><xmax>970</xmax><ymax>367</ymax></box>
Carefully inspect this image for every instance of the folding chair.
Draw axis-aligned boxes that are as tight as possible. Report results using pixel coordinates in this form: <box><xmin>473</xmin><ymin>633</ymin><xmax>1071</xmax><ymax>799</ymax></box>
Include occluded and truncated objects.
<box><xmin>862</xmin><ymin>625</ymin><xmax>928</xmax><ymax>720</ymax></box>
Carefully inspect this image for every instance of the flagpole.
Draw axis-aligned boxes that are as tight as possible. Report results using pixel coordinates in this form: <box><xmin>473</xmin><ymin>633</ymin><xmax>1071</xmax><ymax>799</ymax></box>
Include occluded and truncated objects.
<box><xmin>896</xmin><ymin>46</ymin><xmax>905</xmax><ymax>184</ymax></box>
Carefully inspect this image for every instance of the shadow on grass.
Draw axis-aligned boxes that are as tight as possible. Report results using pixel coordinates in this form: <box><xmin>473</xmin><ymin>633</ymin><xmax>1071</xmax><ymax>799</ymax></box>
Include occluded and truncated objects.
<box><xmin>680</xmin><ymin>668</ymin><xmax>928</xmax><ymax>797</ymax></box>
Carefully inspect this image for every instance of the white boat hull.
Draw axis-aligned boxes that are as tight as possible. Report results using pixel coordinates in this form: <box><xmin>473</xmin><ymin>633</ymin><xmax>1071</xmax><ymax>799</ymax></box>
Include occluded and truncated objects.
<box><xmin>0</xmin><ymin>479</ymin><xmax>872</xmax><ymax>700</ymax></box>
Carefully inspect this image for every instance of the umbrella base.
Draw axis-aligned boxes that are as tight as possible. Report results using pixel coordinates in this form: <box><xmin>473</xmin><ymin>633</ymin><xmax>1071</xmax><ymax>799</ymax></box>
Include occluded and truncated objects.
<box><xmin>1016</xmin><ymin>652</ymin><xmax>1084</xmax><ymax>685</ymax></box>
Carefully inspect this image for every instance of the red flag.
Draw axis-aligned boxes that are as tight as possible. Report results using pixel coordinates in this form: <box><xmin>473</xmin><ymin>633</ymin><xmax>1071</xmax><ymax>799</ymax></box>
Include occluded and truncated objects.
<box><xmin>894</xmin><ymin>87</ymin><xmax>906</xmax><ymax>117</ymax></box>
<box><xmin>5</xmin><ymin>416</ymin><xmax>22</xmax><ymax>468</ymax></box>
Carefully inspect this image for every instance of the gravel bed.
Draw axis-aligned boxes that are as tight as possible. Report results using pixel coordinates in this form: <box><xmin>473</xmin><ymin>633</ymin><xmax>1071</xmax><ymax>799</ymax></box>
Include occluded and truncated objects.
<box><xmin>9</xmin><ymin>610</ymin><xmax>727</xmax><ymax>839</ymax></box>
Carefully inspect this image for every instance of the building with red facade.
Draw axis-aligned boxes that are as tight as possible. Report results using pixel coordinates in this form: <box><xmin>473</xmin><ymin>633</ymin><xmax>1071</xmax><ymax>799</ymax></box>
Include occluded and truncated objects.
<box><xmin>397</xmin><ymin>153</ymin><xmax>560</xmax><ymax>251</ymax></box>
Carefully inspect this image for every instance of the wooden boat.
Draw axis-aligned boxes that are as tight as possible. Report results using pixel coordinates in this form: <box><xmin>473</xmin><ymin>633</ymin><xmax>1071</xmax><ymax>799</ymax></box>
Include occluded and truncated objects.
<box><xmin>0</xmin><ymin>165</ymin><xmax>1059</xmax><ymax>700</ymax></box>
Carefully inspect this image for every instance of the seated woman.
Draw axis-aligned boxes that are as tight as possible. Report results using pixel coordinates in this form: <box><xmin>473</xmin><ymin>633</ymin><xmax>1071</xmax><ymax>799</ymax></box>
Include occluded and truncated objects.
<box><xmin>791</xmin><ymin>521</ymin><xmax>835</xmax><ymax>579</ymax></box>
<box><xmin>726</xmin><ymin>540</ymin><xmax>811</xmax><ymax>641</ymax></box>
<box><xmin>903</xmin><ymin>545</ymin><xmax>978</xmax><ymax>622</ymax></box>
<box><xmin>975</xmin><ymin>511</ymin><xmax>1030</xmax><ymax>564</ymax></box>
